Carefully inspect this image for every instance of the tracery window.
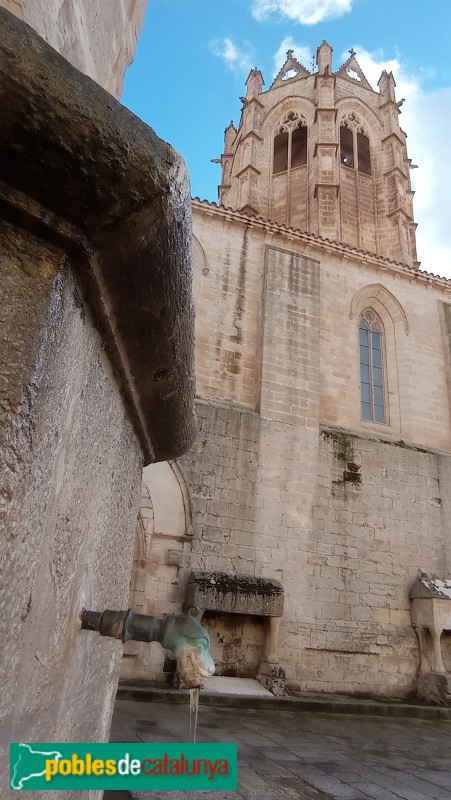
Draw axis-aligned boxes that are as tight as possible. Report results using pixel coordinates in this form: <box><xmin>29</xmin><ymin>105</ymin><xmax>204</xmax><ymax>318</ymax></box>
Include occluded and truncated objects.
<box><xmin>359</xmin><ymin>310</ymin><xmax>385</xmax><ymax>423</ymax></box>
<box><xmin>273</xmin><ymin>111</ymin><xmax>307</xmax><ymax>174</ymax></box>
<box><xmin>340</xmin><ymin>112</ymin><xmax>371</xmax><ymax>175</ymax></box>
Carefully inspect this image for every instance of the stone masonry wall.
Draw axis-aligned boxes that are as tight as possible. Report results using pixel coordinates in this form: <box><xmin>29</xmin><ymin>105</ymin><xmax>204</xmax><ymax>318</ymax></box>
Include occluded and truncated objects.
<box><xmin>0</xmin><ymin>226</ymin><xmax>142</xmax><ymax>796</ymax></box>
<box><xmin>319</xmin><ymin>251</ymin><xmax>451</xmax><ymax>451</ymax></box>
<box><xmin>186</xmin><ymin>415</ymin><xmax>451</xmax><ymax>695</ymax></box>
<box><xmin>194</xmin><ymin>204</ymin><xmax>451</xmax><ymax>453</ymax></box>
<box><xmin>0</xmin><ymin>0</ymin><xmax>147</xmax><ymax>97</ymax></box>
<box><xmin>130</xmin><ymin>205</ymin><xmax>451</xmax><ymax>697</ymax></box>
<box><xmin>297</xmin><ymin>428</ymin><xmax>451</xmax><ymax>696</ymax></box>
<box><xmin>130</xmin><ymin>395</ymin><xmax>451</xmax><ymax>696</ymax></box>
<box><xmin>193</xmin><ymin>214</ymin><xmax>262</xmax><ymax>409</ymax></box>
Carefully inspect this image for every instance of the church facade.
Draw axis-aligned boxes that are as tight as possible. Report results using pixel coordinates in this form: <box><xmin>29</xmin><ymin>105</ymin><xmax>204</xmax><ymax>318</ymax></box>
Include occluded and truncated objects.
<box><xmin>123</xmin><ymin>42</ymin><xmax>451</xmax><ymax>698</ymax></box>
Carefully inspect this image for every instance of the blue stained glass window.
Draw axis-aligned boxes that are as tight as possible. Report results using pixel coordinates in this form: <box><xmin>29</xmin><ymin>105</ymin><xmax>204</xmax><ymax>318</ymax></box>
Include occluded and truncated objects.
<box><xmin>358</xmin><ymin>310</ymin><xmax>386</xmax><ymax>424</ymax></box>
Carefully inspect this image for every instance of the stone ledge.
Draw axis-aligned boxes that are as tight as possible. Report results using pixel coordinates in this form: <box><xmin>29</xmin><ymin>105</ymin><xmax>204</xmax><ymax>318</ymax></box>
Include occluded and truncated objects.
<box><xmin>116</xmin><ymin>682</ymin><xmax>451</xmax><ymax>720</ymax></box>
<box><xmin>184</xmin><ymin>570</ymin><xmax>284</xmax><ymax>616</ymax></box>
<box><xmin>320</xmin><ymin>423</ymin><xmax>451</xmax><ymax>457</ymax></box>
<box><xmin>0</xmin><ymin>8</ymin><xmax>196</xmax><ymax>463</ymax></box>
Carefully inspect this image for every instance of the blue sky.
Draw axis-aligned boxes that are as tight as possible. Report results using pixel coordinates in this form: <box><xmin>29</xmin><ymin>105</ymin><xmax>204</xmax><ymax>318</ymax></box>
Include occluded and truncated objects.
<box><xmin>122</xmin><ymin>0</ymin><xmax>451</xmax><ymax>277</ymax></box>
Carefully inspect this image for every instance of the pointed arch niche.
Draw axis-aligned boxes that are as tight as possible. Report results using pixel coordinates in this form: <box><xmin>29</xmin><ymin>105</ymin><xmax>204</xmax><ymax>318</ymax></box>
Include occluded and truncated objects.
<box><xmin>337</xmin><ymin>101</ymin><xmax>381</xmax><ymax>253</ymax></box>
<box><xmin>350</xmin><ymin>284</ymin><xmax>409</xmax><ymax>436</ymax></box>
<box><xmin>192</xmin><ymin>234</ymin><xmax>207</xmax><ymax>307</ymax></box>
<box><xmin>270</xmin><ymin>109</ymin><xmax>309</xmax><ymax>228</ymax></box>
<box><xmin>262</xmin><ymin>97</ymin><xmax>314</xmax><ymax>228</ymax></box>
<box><xmin>121</xmin><ymin>460</ymin><xmax>193</xmax><ymax>679</ymax></box>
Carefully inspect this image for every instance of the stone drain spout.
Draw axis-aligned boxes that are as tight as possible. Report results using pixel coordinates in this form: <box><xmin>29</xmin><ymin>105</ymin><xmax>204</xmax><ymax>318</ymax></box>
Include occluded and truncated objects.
<box><xmin>80</xmin><ymin>609</ymin><xmax>215</xmax><ymax>689</ymax></box>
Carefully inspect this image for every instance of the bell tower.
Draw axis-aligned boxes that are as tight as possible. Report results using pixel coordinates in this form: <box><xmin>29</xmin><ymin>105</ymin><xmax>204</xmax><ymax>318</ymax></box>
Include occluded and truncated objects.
<box><xmin>217</xmin><ymin>42</ymin><xmax>418</xmax><ymax>268</ymax></box>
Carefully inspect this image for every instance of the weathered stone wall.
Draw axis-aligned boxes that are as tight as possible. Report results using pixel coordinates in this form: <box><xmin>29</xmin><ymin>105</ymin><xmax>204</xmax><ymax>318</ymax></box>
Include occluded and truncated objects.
<box><xmin>319</xmin><ymin>255</ymin><xmax>451</xmax><ymax>452</ymax></box>
<box><xmin>193</xmin><ymin>203</ymin><xmax>451</xmax><ymax>452</ymax></box>
<box><xmin>297</xmin><ymin>428</ymin><xmax>451</xmax><ymax>695</ymax></box>
<box><xmin>127</xmin><ymin>202</ymin><xmax>451</xmax><ymax>697</ymax></box>
<box><xmin>130</xmin><ymin>399</ymin><xmax>451</xmax><ymax>696</ymax></box>
<box><xmin>192</xmin><ymin>215</ymin><xmax>262</xmax><ymax>409</ymax></box>
<box><xmin>0</xmin><ymin>0</ymin><xmax>147</xmax><ymax>97</ymax></box>
<box><xmin>202</xmin><ymin>612</ymin><xmax>266</xmax><ymax>678</ymax></box>
<box><xmin>0</xmin><ymin>227</ymin><xmax>142</xmax><ymax>795</ymax></box>
<box><xmin>1</xmin><ymin>8</ymin><xmax>195</xmax><ymax>791</ymax></box>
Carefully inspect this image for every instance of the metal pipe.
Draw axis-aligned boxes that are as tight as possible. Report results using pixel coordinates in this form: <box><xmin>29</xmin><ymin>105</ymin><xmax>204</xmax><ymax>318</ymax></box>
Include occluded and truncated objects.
<box><xmin>80</xmin><ymin>608</ymin><xmax>215</xmax><ymax>689</ymax></box>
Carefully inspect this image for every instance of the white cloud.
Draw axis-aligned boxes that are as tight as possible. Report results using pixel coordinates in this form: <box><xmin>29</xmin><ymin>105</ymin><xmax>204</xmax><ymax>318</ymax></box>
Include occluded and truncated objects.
<box><xmin>346</xmin><ymin>47</ymin><xmax>451</xmax><ymax>278</ymax></box>
<box><xmin>274</xmin><ymin>37</ymin><xmax>313</xmax><ymax>76</ymax></box>
<box><xmin>406</xmin><ymin>87</ymin><xmax>451</xmax><ymax>277</ymax></box>
<box><xmin>341</xmin><ymin>47</ymin><xmax>418</xmax><ymax>100</ymax></box>
<box><xmin>209</xmin><ymin>38</ymin><xmax>254</xmax><ymax>75</ymax></box>
<box><xmin>252</xmin><ymin>0</ymin><xmax>352</xmax><ymax>26</ymax></box>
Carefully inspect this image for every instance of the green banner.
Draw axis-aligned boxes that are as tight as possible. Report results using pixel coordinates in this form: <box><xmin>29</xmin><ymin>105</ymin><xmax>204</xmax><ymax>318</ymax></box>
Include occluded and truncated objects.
<box><xmin>10</xmin><ymin>742</ymin><xmax>237</xmax><ymax>791</ymax></box>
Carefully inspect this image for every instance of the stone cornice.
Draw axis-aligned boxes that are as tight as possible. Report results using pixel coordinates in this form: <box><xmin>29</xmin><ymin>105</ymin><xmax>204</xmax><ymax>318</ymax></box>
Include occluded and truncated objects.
<box><xmin>192</xmin><ymin>197</ymin><xmax>451</xmax><ymax>290</ymax></box>
<box><xmin>238</xmin><ymin>129</ymin><xmax>264</xmax><ymax>144</ymax></box>
<box><xmin>320</xmin><ymin>423</ymin><xmax>451</xmax><ymax>458</ymax></box>
<box><xmin>235</xmin><ymin>165</ymin><xmax>261</xmax><ymax>178</ymax></box>
<box><xmin>0</xmin><ymin>8</ymin><xmax>196</xmax><ymax>464</ymax></box>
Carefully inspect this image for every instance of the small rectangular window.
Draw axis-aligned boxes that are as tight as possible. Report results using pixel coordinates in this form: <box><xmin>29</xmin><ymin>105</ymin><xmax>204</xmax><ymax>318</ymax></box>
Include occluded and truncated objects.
<box><xmin>361</xmin><ymin>383</ymin><xmax>371</xmax><ymax>403</ymax></box>
<box><xmin>373</xmin><ymin>367</ymin><xmax>383</xmax><ymax>387</ymax></box>
<box><xmin>372</xmin><ymin>330</ymin><xmax>381</xmax><ymax>348</ymax></box>
<box><xmin>360</xmin><ymin>344</ymin><xmax>369</xmax><ymax>365</ymax></box>
<box><xmin>373</xmin><ymin>385</ymin><xmax>384</xmax><ymax>406</ymax></box>
<box><xmin>372</xmin><ymin>348</ymin><xmax>382</xmax><ymax>368</ymax></box>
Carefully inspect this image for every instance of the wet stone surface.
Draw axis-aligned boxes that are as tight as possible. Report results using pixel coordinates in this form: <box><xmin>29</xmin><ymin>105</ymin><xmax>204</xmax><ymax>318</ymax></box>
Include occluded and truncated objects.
<box><xmin>105</xmin><ymin>700</ymin><xmax>451</xmax><ymax>800</ymax></box>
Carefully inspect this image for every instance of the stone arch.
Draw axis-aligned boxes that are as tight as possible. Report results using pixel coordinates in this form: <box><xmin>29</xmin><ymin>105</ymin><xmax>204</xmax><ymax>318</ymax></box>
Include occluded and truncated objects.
<box><xmin>262</xmin><ymin>98</ymin><xmax>315</xmax><ymax>227</ymax></box>
<box><xmin>141</xmin><ymin>459</ymin><xmax>193</xmax><ymax>538</ymax></box>
<box><xmin>130</xmin><ymin>459</ymin><xmax>193</xmax><ymax>606</ymax></box>
<box><xmin>121</xmin><ymin>460</ymin><xmax>193</xmax><ymax>676</ymax></box>
<box><xmin>262</xmin><ymin>95</ymin><xmax>315</xmax><ymax>132</ymax></box>
<box><xmin>271</xmin><ymin>107</ymin><xmax>308</xmax><ymax>135</ymax></box>
<box><xmin>263</xmin><ymin>101</ymin><xmax>314</xmax><ymax>177</ymax></box>
<box><xmin>272</xmin><ymin>109</ymin><xmax>308</xmax><ymax>174</ymax></box>
<box><xmin>135</xmin><ymin>496</ymin><xmax>150</xmax><ymax>566</ymax></box>
<box><xmin>135</xmin><ymin>480</ymin><xmax>153</xmax><ymax>561</ymax></box>
<box><xmin>336</xmin><ymin>97</ymin><xmax>383</xmax><ymax>138</ymax></box>
<box><xmin>340</xmin><ymin>110</ymin><xmax>369</xmax><ymax>136</ymax></box>
<box><xmin>192</xmin><ymin>234</ymin><xmax>207</xmax><ymax>305</ymax></box>
<box><xmin>350</xmin><ymin>284</ymin><xmax>409</xmax><ymax>334</ymax></box>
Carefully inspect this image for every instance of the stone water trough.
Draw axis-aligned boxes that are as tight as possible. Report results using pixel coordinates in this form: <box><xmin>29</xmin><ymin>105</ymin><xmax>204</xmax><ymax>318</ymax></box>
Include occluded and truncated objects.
<box><xmin>183</xmin><ymin>571</ymin><xmax>286</xmax><ymax>695</ymax></box>
<box><xmin>410</xmin><ymin>571</ymin><xmax>451</xmax><ymax>705</ymax></box>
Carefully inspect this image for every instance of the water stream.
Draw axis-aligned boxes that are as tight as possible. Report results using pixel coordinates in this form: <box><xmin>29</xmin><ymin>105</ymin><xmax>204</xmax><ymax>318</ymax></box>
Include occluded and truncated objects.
<box><xmin>189</xmin><ymin>687</ymin><xmax>200</xmax><ymax>743</ymax></box>
<box><xmin>187</xmin><ymin>688</ymin><xmax>200</xmax><ymax>799</ymax></box>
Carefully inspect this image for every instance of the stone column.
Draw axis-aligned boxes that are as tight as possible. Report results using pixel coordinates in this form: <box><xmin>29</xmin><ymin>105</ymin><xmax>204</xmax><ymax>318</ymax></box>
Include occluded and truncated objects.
<box><xmin>430</xmin><ymin>628</ymin><xmax>445</xmax><ymax>673</ymax></box>
<box><xmin>264</xmin><ymin>616</ymin><xmax>281</xmax><ymax>663</ymax></box>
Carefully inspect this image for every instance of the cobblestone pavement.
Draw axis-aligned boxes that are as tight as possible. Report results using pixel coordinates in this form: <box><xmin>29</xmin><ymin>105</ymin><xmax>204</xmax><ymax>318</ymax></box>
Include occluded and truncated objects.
<box><xmin>106</xmin><ymin>699</ymin><xmax>451</xmax><ymax>800</ymax></box>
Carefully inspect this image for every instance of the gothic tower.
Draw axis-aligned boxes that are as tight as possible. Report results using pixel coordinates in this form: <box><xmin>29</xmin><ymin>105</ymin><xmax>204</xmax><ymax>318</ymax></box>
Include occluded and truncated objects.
<box><xmin>219</xmin><ymin>43</ymin><xmax>418</xmax><ymax>268</ymax></box>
